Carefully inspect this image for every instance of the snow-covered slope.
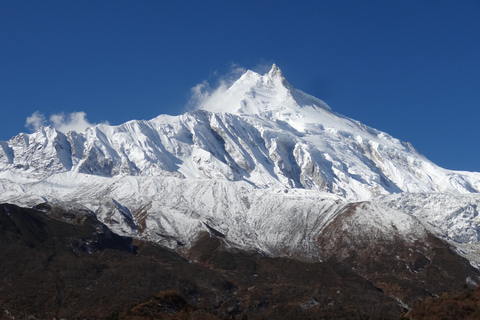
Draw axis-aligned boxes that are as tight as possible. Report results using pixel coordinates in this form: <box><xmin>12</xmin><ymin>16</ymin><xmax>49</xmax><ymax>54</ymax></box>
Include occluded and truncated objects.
<box><xmin>0</xmin><ymin>170</ymin><xmax>345</xmax><ymax>259</ymax></box>
<box><xmin>2</xmin><ymin>65</ymin><xmax>479</xmax><ymax>201</ymax></box>
<box><xmin>1</xmin><ymin>65</ymin><xmax>480</xmax><ymax>263</ymax></box>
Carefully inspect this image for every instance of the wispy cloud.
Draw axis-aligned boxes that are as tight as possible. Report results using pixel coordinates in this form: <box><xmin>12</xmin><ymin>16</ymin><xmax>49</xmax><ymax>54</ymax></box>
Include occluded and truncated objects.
<box><xmin>186</xmin><ymin>63</ymin><xmax>247</xmax><ymax>111</ymax></box>
<box><xmin>251</xmin><ymin>61</ymin><xmax>276</xmax><ymax>74</ymax></box>
<box><xmin>25</xmin><ymin>111</ymin><xmax>47</xmax><ymax>131</ymax></box>
<box><xmin>25</xmin><ymin>111</ymin><xmax>99</xmax><ymax>133</ymax></box>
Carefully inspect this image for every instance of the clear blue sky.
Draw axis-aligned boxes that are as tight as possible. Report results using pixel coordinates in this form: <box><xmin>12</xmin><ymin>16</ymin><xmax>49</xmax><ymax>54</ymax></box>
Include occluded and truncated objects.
<box><xmin>1</xmin><ymin>0</ymin><xmax>479</xmax><ymax>171</ymax></box>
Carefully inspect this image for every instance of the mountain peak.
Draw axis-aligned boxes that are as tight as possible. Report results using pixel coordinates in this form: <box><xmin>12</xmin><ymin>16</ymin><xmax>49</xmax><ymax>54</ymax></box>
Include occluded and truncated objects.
<box><xmin>265</xmin><ymin>64</ymin><xmax>292</xmax><ymax>90</ymax></box>
<box><xmin>268</xmin><ymin>63</ymin><xmax>282</xmax><ymax>77</ymax></box>
<box><xmin>197</xmin><ymin>64</ymin><xmax>332</xmax><ymax>120</ymax></box>
<box><xmin>198</xmin><ymin>64</ymin><xmax>312</xmax><ymax>116</ymax></box>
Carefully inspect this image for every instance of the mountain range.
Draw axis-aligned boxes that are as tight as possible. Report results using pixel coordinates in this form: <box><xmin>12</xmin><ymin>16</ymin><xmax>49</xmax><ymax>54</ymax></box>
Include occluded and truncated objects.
<box><xmin>1</xmin><ymin>65</ymin><xmax>480</xmax><ymax>319</ymax></box>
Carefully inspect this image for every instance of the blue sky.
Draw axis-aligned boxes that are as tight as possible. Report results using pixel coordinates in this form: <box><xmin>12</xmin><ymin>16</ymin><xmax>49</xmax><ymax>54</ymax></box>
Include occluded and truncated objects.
<box><xmin>1</xmin><ymin>0</ymin><xmax>480</xmax><ymax>171</ymax></box>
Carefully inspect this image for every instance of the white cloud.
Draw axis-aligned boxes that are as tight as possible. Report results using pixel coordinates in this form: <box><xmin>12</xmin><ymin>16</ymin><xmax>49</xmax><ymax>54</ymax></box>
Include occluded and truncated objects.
<box><xmin>187</xmin><ymin>80</ymin><xmax>213</xmax><ymax>110</ymax></box>
<box><xmin>251</xmin><ymin>61</ymin><xmax>276</xmax><ymax>74</ymax></box>
<box><xmin>186</xmin><ymin>63</ymin><xmax>247</xmax><ymax>112</ymax></box>
<box><xmin>25</xmin><ymin>111</ymin><xmax>47</xmax><ymax>131</ymax></box>
<box><xmin>187</xmin><ymin>80</ymin><xmax>231</xmax><ymax>112</ymax></box>
<box><xmin>49</xmin><ymin>111</ymin><xmax>95</xmax><ymax>133</ymax></box>
<box><xmin>25</xmin><ymin>111</ymin><xmax>97</xmax><ymax>133</ymax></box>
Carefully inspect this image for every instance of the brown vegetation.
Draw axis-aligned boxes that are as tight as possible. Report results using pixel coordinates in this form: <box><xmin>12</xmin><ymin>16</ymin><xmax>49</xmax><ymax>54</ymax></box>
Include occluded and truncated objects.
<box><xmin>400</xmin><ymin>286</ymin><xmax>480</xmax><ymax>320</ymax></box>
<box><xmin>1</xmin><ymin>203</ymin><xmax>479</xmax><ymax>320</ymax></box>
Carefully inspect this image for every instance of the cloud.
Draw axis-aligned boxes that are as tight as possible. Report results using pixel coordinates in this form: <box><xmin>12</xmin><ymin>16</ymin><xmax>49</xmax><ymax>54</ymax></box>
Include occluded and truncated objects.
<box><xmin>25</xmin><ymin>111</ymin><xmax>97</xmax><ymax>133</ymax></box>
<box><xmin>49</xmin><ymin>111</ymin><xmax>96</xmax><ymax>133</ymax></box>
<box><xmin>187</xmin><ymin>80</ymin><xmax>231</xmax><ymax>112</ymax></box>
<box><xmin>25</xmin><ymin>111</ymin><xmax>47</xmax><ymax>131</ymax></box>
<box><xmin>186</xmin><ymin>63</ymin><xmax>247</xmax><ymax>112</ymax></box>
<box><xmin>187</xmin><ymin>80</ymin><xmax>214</xmax><ymax>110</ymax></box>
<box><xmin>251</xmin><ymin>61</ymin><xmax>276</xmax><ymax>74</ymax></box>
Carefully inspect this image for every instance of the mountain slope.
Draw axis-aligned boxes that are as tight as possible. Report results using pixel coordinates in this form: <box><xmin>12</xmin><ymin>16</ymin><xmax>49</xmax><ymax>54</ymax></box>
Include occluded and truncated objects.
<box><xmin>1</xmin><ymin>203</ymin><xmax>478</xmax><ymax>320</ymax></box>
<box><xmin>1</xmin><ymin>65</ymin><xmax>480</xmax><ymax>312</ymax></box>
<box><xmin>1</xmin><ymin>65</ymin><xmax>479</xmax><ymax>201</ymax></box>
<box><xmin>2</xmin><ymin>65</ymin><xmax>480</xmax><ymax>254</ymax></box>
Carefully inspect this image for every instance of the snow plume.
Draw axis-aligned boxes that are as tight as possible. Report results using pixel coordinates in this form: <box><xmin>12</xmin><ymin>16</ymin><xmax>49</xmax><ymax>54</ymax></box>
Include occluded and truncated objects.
<box><xmin>25</xmin><ymin>111</ymin><xmax>97</xmax><ymax>133</ymax></box>
<box><xmin>251</xmin><ymin>61</ymin><xmax>277</xmax><ymax>74</ymax></box>
<box><xmin>187</xmin><ymin>64</ymin><xmax>247</xmax><ymax>112</ymax></box>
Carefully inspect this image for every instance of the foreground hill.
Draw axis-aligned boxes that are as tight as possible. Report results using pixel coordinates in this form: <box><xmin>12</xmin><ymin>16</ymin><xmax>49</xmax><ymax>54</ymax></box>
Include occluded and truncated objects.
<box><xmin>1</xmin><ymin>203</ymin><xmax>478</xmax><ymax>319</ymax></box>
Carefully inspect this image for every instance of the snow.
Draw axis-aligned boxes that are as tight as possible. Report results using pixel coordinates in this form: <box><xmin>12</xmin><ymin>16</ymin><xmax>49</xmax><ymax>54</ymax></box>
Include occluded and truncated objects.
<box><xmin>1</xmin><ymin>64</ymin><xmax>480</xmax><ymax>262</ymax></box>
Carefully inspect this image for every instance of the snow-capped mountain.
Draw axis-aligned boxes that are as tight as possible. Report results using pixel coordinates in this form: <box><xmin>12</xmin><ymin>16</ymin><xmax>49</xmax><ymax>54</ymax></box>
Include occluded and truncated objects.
<box><xmin>1</xmin><ymin>64</ymin><xmax>480</xmax><ymax>265</ymax></box>
<box><xmin>2</xmin><ymin>65</ymin><xmax>479</xmax><ymax>200</ymax></box>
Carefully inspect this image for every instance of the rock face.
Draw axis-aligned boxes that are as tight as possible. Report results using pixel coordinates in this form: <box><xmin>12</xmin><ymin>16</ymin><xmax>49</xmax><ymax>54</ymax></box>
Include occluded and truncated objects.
<box><xmin>2</xmin><ymin>65</ymin><xmax>480</xmax><ymax>318</ymax></box>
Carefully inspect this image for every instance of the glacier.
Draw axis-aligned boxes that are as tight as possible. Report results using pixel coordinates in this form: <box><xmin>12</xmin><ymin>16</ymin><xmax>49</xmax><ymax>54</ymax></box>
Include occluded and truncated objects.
<box><xmin>1</xmin><ymin>64</ymin><xmax>480</xmax><ymax>265</ymax></box>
